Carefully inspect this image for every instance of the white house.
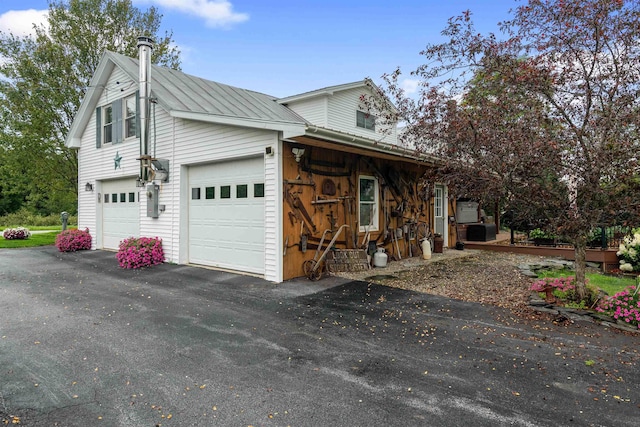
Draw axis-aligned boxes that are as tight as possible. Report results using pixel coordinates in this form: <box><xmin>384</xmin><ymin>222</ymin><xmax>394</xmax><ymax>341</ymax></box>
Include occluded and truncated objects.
<box><xmin>65</xmin><ymin>38</ymin><xmax>450</xmax><ymax>282</ymax></box>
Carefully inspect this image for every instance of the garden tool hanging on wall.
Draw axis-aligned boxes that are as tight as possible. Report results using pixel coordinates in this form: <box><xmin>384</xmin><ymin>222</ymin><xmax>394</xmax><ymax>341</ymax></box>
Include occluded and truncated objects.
<box><xmin>284</xmin><ymin>189</ymin><xmax>317</xmax><ymax>234</ymax></box>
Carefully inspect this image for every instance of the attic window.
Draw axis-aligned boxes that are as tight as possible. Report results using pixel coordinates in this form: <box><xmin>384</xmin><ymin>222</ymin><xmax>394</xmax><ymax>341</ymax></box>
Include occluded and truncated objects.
<box><xmin>356</xmin><ymin>110</ymin><xmax>375</xmax><ymax>131</ymax></box>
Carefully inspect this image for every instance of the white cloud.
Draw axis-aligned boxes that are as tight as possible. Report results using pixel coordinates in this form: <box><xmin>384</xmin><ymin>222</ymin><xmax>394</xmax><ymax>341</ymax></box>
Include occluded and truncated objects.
<box><xmin>135</xmin><ymin>0</ymin><xmax>248</xmax><ymax>28</ymax></box>
<box><xmin>0</xmin><ymin>9</ymin><xmax>48</xmax><ymax>37</ymax></box>
<box><xmin>401</xmin><ymin>78</ymin><xmax>420</xmax><ymax>94</ymax></box>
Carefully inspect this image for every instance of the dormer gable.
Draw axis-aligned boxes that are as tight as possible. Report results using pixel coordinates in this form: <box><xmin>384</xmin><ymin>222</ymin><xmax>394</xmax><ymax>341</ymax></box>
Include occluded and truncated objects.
<box><xmin>278</xmin><ymin>79</ymin><xmax>398</xmax><ymax>145</ymax></box>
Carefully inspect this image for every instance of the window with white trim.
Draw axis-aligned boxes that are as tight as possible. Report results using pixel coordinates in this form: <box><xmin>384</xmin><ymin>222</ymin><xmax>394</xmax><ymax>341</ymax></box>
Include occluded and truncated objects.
<box><xmin>124</xmin><ymin>95</ymin><xmax>137</xmax><ymax>139</ymax></box>
<box><xmin>356</xmin><ymin>110</ymin><xmax>375</xmax><ymax>131</ymax></box>
<box><xmin>359</xmin><ymin>175</ymin><xmax>378</xmax><ymax>232</ymax></box>
<box><xmin>103</xmin><ymin>105</ymin><xmax>113</xmax><ymax>144</ymax></box>
<box><xmin>435</xmin><ymin>187</ymin><xmax>443</xmax><ymax>218</ymax></box>
<box><xmin>96</xmin><ymin>92</ymin><xmax>138</xmax><ymax>148</ymax></box>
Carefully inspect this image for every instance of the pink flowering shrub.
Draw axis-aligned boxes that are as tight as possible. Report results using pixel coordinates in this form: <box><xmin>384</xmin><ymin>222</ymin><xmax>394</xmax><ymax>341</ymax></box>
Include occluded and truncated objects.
<box><xmin>116</xmin><ymin>237</ymin><xmax>164</xmax><ymax>269</ymax></box>
<box><xmin>3</xmin><ymin>227</ymin><xmax>31</xmax><ymax>240</ymax></box>
<box><xmin>596</xmin><ymin>286</ymin><xmax>640</xmax><ymax>329</ymax></box>
<box><xmin>55</xmin><ymin>228</ymin><xmax>92</xmax><ymax>252</ymax></box>
<box><xmin>530</xmin><ymin>276</ymin><xmax>576</xmax><ymax>293</ymax></box>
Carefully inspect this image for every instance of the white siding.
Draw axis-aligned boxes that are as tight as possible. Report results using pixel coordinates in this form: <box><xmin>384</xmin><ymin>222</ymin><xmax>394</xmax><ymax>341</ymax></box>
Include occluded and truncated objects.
<box><xmin>285</xmin><ymin>97</ymin><xmax>327</xmax><ymax>126</ymax></box>
<box><xmin>283</xmin><ymin>86</ymin><xmax>398</xmax><ymax>145</ymax></box>
<box><xmin>168</xmin><ymin>119</ymin><xmax>280</xmax><ymax>280</ymax></box>
<box><xmin>133</xmin><ymin>115</ymin><xmax>280</xmax><ymax>277</ymax></box>
<box><xmin>327</xmin><ymin>87</ymin><xmax>397</xmax><ymax>144</ymax></box>
<box><xmin>264</xmin><ymin>136</ymin><xmax>282</xmax><ymax>281</ymax></box>
<box><xmin>137</xmin><ymin>100</ymin><xmax>175</xmax><ymax>262</ymax></box>
<box><xmin>78</xmin><ymin>67</ymin><xmax>144</xmax><ymax>249</ymax></box>
<box><xmin>77</xmin><ymin>64</ymin><xmax>283</xmax><ymax>281</ymax></box>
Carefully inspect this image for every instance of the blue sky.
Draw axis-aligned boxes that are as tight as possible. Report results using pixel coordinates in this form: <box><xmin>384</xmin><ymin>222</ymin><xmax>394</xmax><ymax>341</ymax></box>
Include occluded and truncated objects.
<box><xmin>0</xmin><ymin>0</ymin><xmax>518</xmax><ymax>97</ymax></box>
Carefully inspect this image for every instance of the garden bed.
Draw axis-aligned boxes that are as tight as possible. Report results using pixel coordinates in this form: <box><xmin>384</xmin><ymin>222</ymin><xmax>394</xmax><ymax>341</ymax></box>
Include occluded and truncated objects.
<box><xmin>528</xmin><ymin>293</ymin><xmax>639</xmax><ymax>334</ymax></box>
<box><xmin>346</xmin><ymin>250</ymin><xmax>639</xmax><ymax>334</ymax></box>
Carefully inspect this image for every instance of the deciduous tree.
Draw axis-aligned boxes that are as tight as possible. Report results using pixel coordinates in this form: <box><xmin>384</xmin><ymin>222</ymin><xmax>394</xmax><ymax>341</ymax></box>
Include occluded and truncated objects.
<box><xmin>0</xmin><ymin>0</ymin><xmax>180</xmax><ymax>215</ymax></box>
<box><xmin>372</xmin><ymin>0</ymin><xmax>640</xmax><ymax>299</ymax></box>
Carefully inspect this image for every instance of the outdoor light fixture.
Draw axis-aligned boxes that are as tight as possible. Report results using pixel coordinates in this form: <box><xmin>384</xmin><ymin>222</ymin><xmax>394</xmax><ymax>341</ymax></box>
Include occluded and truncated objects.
<box><xmin>291</xmin><ymin>147</ymin><xmax>305</xmax><ymax>163</ymax></box>
<box><xmin>151</xmin><ymin>159</ymin><xmax>170</xmax><ymax>182</ymax></box>
<box><xmin>85</xmin><ymin>182</ymin><xmax>94</xmax><ymax>192</ymax></box>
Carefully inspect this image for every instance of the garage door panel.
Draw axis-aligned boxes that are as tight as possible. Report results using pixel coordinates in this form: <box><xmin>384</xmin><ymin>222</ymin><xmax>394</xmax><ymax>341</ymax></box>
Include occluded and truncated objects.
<box><xmin>102</xmin><ymin>179</ymin><xmax>139</xmax><ymax>250</ymax></box>
<box><xmin>188</xmin><ymin>241</ymin><xmax>264</xmax><ymax>274</ymax></box>
<box><xmin>188</xmin><ymin>158</ymin><xmax>265</xmax><ymax>274</ymax></box>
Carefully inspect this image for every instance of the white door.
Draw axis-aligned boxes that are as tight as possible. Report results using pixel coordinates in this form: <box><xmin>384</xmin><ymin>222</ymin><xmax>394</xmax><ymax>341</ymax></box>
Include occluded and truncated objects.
<box><xmin>188</xmin><ymin>157</ymin><xmax>265</xmax><ymax>274</ymax></box>
<box><xmin>101</xmin><ymin>178</ymin><xmax>140</xmax><ymax>249</ymax></box>
<box><xmin>434</xmin><ymin>185</ymin><xmax>445</xmax><ymax>236</ymax></box>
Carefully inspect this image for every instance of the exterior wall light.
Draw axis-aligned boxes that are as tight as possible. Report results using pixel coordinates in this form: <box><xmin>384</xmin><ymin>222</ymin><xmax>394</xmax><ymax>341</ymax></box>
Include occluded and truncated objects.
<box><xmin>291</xmin><ymin>147</ymin><xmax>305</xmax><ymax>163</ymax></box>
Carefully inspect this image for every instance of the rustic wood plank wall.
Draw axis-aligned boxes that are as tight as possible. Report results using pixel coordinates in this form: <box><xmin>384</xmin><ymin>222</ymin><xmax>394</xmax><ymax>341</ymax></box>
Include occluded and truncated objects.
<box><xmin>282</xmin><ymin>141</ymin><xmax>455</xmax><ymax>280</ymax></box>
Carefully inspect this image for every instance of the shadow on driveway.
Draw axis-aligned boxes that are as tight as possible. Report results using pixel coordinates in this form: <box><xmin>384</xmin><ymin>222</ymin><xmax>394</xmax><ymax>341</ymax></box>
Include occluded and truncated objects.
<box><xmin>0</xmin><ymin>247</ymin><xmax>638</xmax><ymax>426</ymax></box>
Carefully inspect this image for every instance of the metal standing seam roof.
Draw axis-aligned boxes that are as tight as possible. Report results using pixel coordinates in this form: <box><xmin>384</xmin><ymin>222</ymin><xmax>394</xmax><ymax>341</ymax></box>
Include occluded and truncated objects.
<box><xmin>105</xmin><ymin>51</ymin><xmax>307</xmax><ymax>125</ymax></box>
<box><xmin>68</xmin><ymin>51</ymin><xmax>428</xmax><ymax>164</ymax></box>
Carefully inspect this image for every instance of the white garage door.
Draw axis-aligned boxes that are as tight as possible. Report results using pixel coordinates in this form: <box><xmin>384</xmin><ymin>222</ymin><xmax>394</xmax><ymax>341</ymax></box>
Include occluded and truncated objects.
<box><xmin>189</xmin><ymin>158</ymin><xmax>265</xmax><ymax>275</ymax></box>
<box><xmin>102</xmin><ymin>178</ymin><xmax>140</xmax><ymax>249</ymax></box>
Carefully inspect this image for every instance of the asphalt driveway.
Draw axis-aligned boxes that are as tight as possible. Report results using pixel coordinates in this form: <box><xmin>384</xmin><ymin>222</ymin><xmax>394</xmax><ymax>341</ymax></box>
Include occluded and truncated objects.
<box><xmin>0</xmin><ymin>247</ymin><xmax>638</xmax><ymax>426</ymax></box>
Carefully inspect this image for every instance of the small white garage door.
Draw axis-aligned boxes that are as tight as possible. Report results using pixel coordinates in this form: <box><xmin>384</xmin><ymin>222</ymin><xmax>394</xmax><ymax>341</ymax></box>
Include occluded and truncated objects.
<box><xmin>102</xmin><ymin>178</ymin><xmax>140</xmax><ymax>249</ymax></box>
<box><xmin>188</xmin><ymin>157</ymin><xmax>265</xmax><ymax>274</ymax></box>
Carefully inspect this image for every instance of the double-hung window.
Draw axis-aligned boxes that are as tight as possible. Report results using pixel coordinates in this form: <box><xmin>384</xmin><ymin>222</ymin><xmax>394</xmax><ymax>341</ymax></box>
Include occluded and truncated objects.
<box><xmin>356</xmin><ymin>110</ymin><xmax>376</xmax><ymax>131</ymax></box>
<box><xmin>103</xmin><ymin>105</ymin><xmax>113</xmax><ymax>144</ymax></box>
<box><xmin>124</xmin><ymin>95</ymin><xmax>137</xmax><ymax>139</ymax></box>
<box><xmin>96</xmin><ymin>93</ymin><xmax>137</xmax><ymax>148</ymax></box>
<box><xmin>359</xmin><ymin>175</ymin><xmax>378</xmax><ymax>232</ymax></box>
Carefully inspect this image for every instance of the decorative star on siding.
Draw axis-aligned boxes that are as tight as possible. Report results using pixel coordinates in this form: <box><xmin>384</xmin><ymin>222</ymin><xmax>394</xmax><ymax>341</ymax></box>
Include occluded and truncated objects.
<box><xmin>114</xmin><ymin>151</ymin><xmax>122</xmax><ymax>170</ymax></box>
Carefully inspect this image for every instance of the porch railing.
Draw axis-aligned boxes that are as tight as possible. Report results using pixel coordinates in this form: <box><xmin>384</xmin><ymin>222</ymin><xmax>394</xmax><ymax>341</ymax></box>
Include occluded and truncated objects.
<box><xmin>509</xmin><ymin>225</ymin><xmax>634</xmax><ymax>249</ymax></box>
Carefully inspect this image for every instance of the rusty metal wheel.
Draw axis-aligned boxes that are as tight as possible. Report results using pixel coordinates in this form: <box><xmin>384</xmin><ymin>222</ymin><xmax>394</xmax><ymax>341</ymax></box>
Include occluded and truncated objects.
<box><xmin>303</xmin><ymin>259</ymin><xmax>322</xmax><ymax>281</ymax></box>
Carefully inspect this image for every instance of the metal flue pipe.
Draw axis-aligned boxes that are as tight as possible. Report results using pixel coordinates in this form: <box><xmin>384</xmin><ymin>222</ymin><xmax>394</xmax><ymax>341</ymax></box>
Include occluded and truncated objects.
<box><xmin>137</xmin><ymin>36</ymin><xmax>154</xmax><ymax>183</ymax></box>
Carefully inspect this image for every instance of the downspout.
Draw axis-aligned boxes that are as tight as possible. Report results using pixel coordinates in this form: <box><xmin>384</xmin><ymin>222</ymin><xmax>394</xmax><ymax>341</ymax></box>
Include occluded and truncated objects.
<box><xmin>138</xmin><ymin>36</ymin><xmax>154</xmax><ymax>183</ymax></box>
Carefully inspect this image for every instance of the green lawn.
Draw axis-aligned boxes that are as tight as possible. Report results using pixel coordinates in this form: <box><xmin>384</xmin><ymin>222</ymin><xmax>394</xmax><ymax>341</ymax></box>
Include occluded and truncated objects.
<box><xmin>538</xmin><ymin>269</ymin><xmax>636</xmax><ymax>295</ymax></box>
<box><xmin>0</xmin><ymin>232</ymin><xmax>58</xmax><ymax>248</ymax></box>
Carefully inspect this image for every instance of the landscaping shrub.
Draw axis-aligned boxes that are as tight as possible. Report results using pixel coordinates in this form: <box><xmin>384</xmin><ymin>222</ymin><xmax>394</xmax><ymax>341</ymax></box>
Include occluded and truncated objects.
<box><xmin>55</xmin><ymin>228</ymin><xmax>92</xmax><ymax>252</ymax></box>
<box><xmin>116</xmin><ymin>237</ymin><xmax>164</xmax><ymax>269</ymax></box>
<box><xmin>0</xmin><ymin>208</ymin><xmax>77</xmax><ymax>228</ymax></box>
<box><xmin>596</xmin><ymin>285</ymin><xmax>640</xmax><ymax>329</ymax></box>
<box><xmin>531</xmin><ymin>275</ymin><xmax>600</xmax><ymax>308</ymax></box>
<box><xmin>530</xmin><ymin>276</ymin><xmax>576</xmax><ymax>293</ymax></box>
<box><xmin>616</xmin><ymin>232</ymin><xmax>640</xmax><ymax>271</ymax></box>
<box><xmin>2</xmin><ymin>227</ymin><xmax>31</xmax><ymax>240</ymax></box>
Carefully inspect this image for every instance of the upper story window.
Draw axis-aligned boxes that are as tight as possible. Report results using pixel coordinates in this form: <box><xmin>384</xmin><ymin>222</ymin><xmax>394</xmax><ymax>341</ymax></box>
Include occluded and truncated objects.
<box><xmin>356</xmin><ymin>110</ymin><xmax>375</xmax><ymax>131</ymax></box>
<box><xmin>124</xmin><ymin>95</ymin><xmax>137</xmax><ymax>139</ymax></box>
<box><xmin>96</xmin><ymin>92</ymin><xmax>138</xmax><ymax>148</ymax></box>
<box><xmin>103</xmin><ymin>105</ymin><xmax>113</xmax><ymax>144</ymax></box>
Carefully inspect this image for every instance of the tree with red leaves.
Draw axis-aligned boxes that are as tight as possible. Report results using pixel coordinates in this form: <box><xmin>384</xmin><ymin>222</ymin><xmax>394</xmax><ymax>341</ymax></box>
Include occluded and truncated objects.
<box><xmin>370</xmin><ymin>0</ymin><xmax>640</xmax><ymax>300</ymax></box>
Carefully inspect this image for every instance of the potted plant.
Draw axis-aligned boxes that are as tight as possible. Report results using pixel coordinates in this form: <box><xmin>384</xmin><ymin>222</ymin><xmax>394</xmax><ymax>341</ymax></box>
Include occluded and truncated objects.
<box><xmin>529</xmin><ymin>228</ymin><xmax>556</xmax><ymax>246</ymax></box>
<box><xmin>587</xmin><ymin>228</ymin><xmax>604</xmax><ymax>248</ymax></box>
